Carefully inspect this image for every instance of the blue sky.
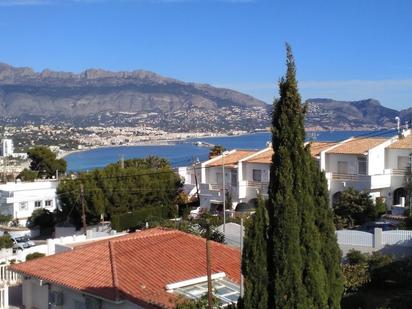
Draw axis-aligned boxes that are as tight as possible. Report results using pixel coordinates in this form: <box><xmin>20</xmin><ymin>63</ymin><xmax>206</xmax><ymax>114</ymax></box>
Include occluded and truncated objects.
<box><xmin>0</xmin><ymin>0</ymin><xmax>411</xmax><ymax>110</ymax></box>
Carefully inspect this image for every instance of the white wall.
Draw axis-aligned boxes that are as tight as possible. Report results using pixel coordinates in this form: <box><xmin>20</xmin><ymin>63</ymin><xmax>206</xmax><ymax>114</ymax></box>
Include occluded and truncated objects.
<box><xmin>386</xmin><ymin>148</ymin><xmax>411</xmax><ymax>170</ymax></box>
<box><xmin>326</xmin><ymin>153</ymin><xmax>360</xmax><ymax>175</ymax></box>
<box><xmin>0</xmin><ymin>180</ymin><xmax>58</xmax><ymax>224</ymax></box>
<box><xmin>21</xmin><ymin>278</ymin><xmax>144</xmax><ymax>309</ymax></box>
<box><xmin>243</xmin><ymin>163</ymin><xmax>270</xmax><ymax>182</ymax></box>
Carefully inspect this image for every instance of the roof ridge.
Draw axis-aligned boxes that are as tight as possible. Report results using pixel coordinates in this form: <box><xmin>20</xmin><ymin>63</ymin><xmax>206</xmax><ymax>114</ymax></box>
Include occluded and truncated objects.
<box><xmin>109</xmin><ymin>227</ymin><xmax>177</xmax><ymax>244</ymax></box>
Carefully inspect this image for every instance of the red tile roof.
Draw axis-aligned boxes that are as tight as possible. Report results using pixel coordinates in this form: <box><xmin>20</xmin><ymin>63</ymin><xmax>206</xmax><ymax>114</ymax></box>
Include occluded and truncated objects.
<box><xmin>326</xmin><ymin>137</ymin><xmax>387</xmax><ymax>155</ymax></box>
<box><xmin>206</xmin><ymin>150</ymin><xmax>257</xmax><ymax>168</ymax></box>
<box><xmin>10</xmin><ymin>228</ymin><xmax>240</xmax><ymax>308</ymax></box>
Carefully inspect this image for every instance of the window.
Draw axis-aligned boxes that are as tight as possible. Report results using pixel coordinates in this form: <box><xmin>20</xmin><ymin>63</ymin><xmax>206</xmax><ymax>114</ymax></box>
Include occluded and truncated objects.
<box><xmin>19</xmin><ymin>202</ymin><xmax>28</xmax><ymax>211</ymax></box>
<box><xmin>337</xmin><ymin>161</ymin><xmax>348</xmax><ymax>174</ymax></box>
<box><xmin>231</xmin><ymin>171</ymin><xmax>238</xmax><ymax>186</ymax></box>
<box><xmin>45</xmin><ymin>200</ymin><xmax>53</xmax><ymax>207</ymax></box>
<box><xmin>358</xmin><ymin>157</ymin><xmax>367</xmax><ymax>175</ymax></box>
<box><xmin>397</xmin><ymin>156</ymin><xmax>410</xmax><ymax>170</ymax></box>
<box><xmin>175</xmin><ymin>278</ymin><xmax>240</xmax><ymax>306</ymax></box>
<box><xmin>216</xmin><ymin>172</ymin><xmax>223</xmax><ymax>185</ymax></box>
<box><xmin>252</xmin><ymin>169</ymin><xmax>262</xmax><ymax>182</ymax></box>
<box><xmin>34</xmin><ymin>201</ymin><xmax>42</xmax><ymax>208</ymax></box>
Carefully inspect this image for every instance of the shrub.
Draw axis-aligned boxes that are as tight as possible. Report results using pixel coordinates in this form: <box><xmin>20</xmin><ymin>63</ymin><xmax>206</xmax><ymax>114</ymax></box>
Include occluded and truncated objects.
<box><xmin>0</xmin><ymin>235</ymin><xmax>13</xmax><ymax>249</ymax></box>
<box><xmin>111</xmin><ymin>206</ymin><xmax>168</xmax><ymax>231</ymax></box>
<box><xmin>346</xmin><ymin>250</ymin><xmax>368</xmax><ymax>265</ymax></box>
<box><xmin>0</xmin><ymin>215</ymin><xmax>12</xmax><ymax>225</ymax></box>
<box><xmin>342</xmin><ymin>263</ymin><xmax>370</xmax><ymax>293</ymax></box>
<box><xmin>26</xmin><ymin>252</ymin><xmax>45</xmax><ymax>261</ymax></box>
<box><xmin>27</xmin><ymin>208</ymin><xmax>55</xmax><ymax>236</ymax></box>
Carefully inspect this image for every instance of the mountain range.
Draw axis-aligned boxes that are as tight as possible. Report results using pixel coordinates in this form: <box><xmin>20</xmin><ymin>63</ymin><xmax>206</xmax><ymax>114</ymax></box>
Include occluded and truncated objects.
<box><xmin>0</xmin><ymin>62</ymin><xmax>410</xmax><ymax>131</ymax></box>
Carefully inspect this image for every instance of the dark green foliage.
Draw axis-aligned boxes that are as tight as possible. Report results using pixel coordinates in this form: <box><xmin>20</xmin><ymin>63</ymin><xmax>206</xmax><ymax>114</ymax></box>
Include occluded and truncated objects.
<box><xmin>0</xmin><ymin>214</ymin><xmax>12</xmax><ymax>225</ymax></box>
<box><xmin>333</xmin><ymin>188</ymin><xmax>377</xmax><ymax>229</ymax></box>
<box><xmin>58</xmin><ymin>157</ymin><xmax>182</xmax><ymax>229</ymax></box>
<box><xmin>346</xmin><ymin>250</ymin><xmax>368</xmax><ymax>265</ymax></box>
<box><xmin>240</xmin><ymin>197</ymin><xmax>268</xmax><ymax>309</ymax></box>
<box><xmin>208</xmin><ymin>145</ymin><xmax>225</xmax><ymax>159</ymax></box>
<box><xmin>404</xmin><ymin>162</ymin><xmax>412</xmax><ymax>208</ymax></box>
<box><xmin>0</xmin><ymin>235</ymin><xmax>13</xmax><ymax>249</ymax></box>
<box><xmin>375</xmin><ymin>197</ymin><xmax>387</xmax><ymax>217</ymax></box>
<box><xmin>27</xmin><ymin>146</ymin><xmax>67</xmax><ymax>178</ymax></box>
<box><xmin>311</xmin><ymin>160</ymin><xmax>344</xmax><ymax>308</ymax></box>
<box><xmin>27</xmin><ymin>208</ymin><xmax>55</xmax><ymax>236</ymax></box>
<box><xmin>196</xmin><ymin>213</ymin><xmax>225</xmax><ymax>243</ymax></box>
<box><xmin>341</xmin><ymin>263</ymin><xmax>370</xmax><ymax>293</ymax></box>
<box><xmin>26</xmin><ymin>252</ymin><xmax>45</xmax><ymax>261</ymax></box>
<box><xmin>111</xmin><ymin>206</ymin><xmax>168</xmax><ymax>231</ymax></box>
<box><xmin>264</xmin><ymin>44</ymin><xmax>342</xmax><ymax>308</ymax></box>
<box><xmin>17</xmin><ymin>168</ymin><xmax>38</xmax><ymax>182</ymax></box>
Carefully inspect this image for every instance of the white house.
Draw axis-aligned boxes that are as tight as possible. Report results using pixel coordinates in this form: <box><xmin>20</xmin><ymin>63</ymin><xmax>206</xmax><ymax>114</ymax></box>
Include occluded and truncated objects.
<box><xmin>323</xmin><ymin>131</ymin><xmax>412</xmax><ymax>208</ymax></box>
<box><xmin>183</xmin><ymin>130</ymin><xmax>412</xmax><ymax>213</ymax></box>
<box><xmin>193</xmin><ymin>142</ymin><xmax>336</xmax><ymax>211</ymax></box>
<box><xmin>10</xmin><ymin>228</ymin><xmax>241</xmax><ymax>309</ymax></box>
<box><xmin>0</xmin><ymin>180</ymin><xmax>59</xmax><ymax>226</ymax></box>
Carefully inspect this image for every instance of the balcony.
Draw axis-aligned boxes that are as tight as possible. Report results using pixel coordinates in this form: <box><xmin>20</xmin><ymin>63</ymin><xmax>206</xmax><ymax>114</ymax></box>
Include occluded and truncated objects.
<box><xmin>246</xmin><ymin>181</ymin><xmax>269</xmax><ymax>190</ymax></box>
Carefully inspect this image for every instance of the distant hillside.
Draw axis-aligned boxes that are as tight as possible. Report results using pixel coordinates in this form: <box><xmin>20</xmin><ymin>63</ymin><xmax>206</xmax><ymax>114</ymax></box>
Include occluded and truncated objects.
<box><xmin>0</xmin><ymin>62</ymin><xmax>410</xmax><ymax>131</ymax></box>
<box><xmin>0</xmin><ymin>63</ymin><xmax>266</xmax><ymax>117</ymax></box>
<box><xmin>305</xmin><ymin>98</ymin><xmax>402</xmax><ymax>130</ymax></box>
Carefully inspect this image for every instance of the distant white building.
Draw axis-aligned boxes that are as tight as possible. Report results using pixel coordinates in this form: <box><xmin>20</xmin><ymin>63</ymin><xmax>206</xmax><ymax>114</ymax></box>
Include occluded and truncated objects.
<box><xmin>0</xmin><ymin>180</ymin><xmax>59</xmax><ymax>226</ymax></box>
<box><xmin>1</xmin><ymin>139</ymin><xmax>14</xmax><ymax>157</ymax></box>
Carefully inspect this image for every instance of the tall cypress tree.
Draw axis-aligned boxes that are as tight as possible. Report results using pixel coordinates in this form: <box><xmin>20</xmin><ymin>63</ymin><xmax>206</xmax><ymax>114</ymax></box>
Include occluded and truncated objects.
<box><xmin>311</xmin><ymin>158</ymin><xmax>344</xmax><ymax>308</ymax></box>
<box><xmin>266</xmin><ymin>44</ymin><xmax>342</xmax><ymax>308</ymax></box>
<box><xmin>240</xmin><ymin>197</ymin><xmax>268</xmax><ymax>309</ymax></box>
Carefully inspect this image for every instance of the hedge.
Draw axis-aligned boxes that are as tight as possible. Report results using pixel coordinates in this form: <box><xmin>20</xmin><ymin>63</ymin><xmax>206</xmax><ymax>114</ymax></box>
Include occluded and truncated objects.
<box><xmin>111</xmin><ymin>206</ymin><xmax>168</xmax><ymax>231</ymax></box>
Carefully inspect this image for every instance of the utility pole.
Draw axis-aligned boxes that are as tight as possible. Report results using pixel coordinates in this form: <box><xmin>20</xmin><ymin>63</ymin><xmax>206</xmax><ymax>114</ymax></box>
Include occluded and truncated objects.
<box><xmin>240</xmin><ymin>218</ymin><xmax>244</xmax><ymax>298</ymax></box>
<box><xmin>192</xmin><ymin>156</ymin><xmax>200</xmax><ymax>202</ymax></box>
<box><xmin>222</xmin><ymin>152</ymin><xmax>226</xmax><ymax>236</ymax></box>
<box><xmin>206</xmin><ymin>228</ymin><xmax>213</xmax><ymax>309</ymax></box>
<box><xmin>80</xmin><ymin>183</ymin><xmax>87</xmax><ymax>235</ymax></box>
<box><xmin>120</xmin><ymin>154</ymin><xmax>124</xmax><ymax>169</ymax></box>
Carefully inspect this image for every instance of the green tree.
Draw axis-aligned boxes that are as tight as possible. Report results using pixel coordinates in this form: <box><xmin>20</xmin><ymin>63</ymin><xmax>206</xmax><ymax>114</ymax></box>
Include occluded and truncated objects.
<box><xmin>27</xmin><ymin>146</ymin><xmax>66</xmax><ymax>178</ymax></box>
<box><xmin>404</xmin><ymin>161</ymin><xmax>412</xmax><ymax>207</ymax></box>
<box><xmin>264</xmin><ymin>44</ymin><xmax>342</xmax><ymax>308</ymax></box>
<box><xmin>27</xmin><ymin>208</ymin><xmax>55</xmax><ymax>236</ymax></box>
<box><xmin>311</xmin><ymin>159</ymin><xmax>344</xmax><ymax>308</ymax></box>
<box><xmin>209</xmin><ymin>145</ymin><xmax>225</xmax><ymax>159</ymax></box>
<box><xmin>17</xmin><ymin>168</ymin><xmax>38</xmax><ymax>182</ymax></box>
<box><xmin>240</xmin><ymin>197</ymin><xmax>268</xmax><ymax>309</ymax></box>
<box><xmin>333</xmin><ymin>188</ymin><xmax>376</xmax><ymax>229</ymax></box>
<box><xmin>58</xmin><ymin>157</ymin><xmax>183</xmax><ymax>229</ymax></box>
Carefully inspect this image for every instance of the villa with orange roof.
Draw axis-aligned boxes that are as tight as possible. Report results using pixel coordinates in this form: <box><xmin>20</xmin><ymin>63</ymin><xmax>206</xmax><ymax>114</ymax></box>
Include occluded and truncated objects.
<box><xmin>10</xmin><ymin>228</ymin><xmax>241</xmax><ymax>309</ymax></box>
<box><xmin>180</xmin><ymin>129</ymin><xmax>412</xmax><ymax>213</ymax></box>
<box><xmin>321</xmin><ymin>131</ymin><xmax>412</xmax><ymax>208</ymax></box>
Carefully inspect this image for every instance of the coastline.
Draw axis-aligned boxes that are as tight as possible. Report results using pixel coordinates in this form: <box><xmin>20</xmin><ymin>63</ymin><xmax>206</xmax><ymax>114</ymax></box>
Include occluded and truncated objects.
<box><xmin>59</xmin><ymin>127</ymin><xmax>382</xmax><ymax>160</ymax></box>
<box><xmin>58</xmin><ymin>132</ymin><xmax>241</xmax><ymax>159</ymax></box>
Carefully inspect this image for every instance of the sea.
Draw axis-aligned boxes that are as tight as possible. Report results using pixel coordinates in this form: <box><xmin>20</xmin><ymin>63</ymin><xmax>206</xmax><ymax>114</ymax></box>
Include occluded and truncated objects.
<box><xmin>65</xmin><ymin>130</ymin><xmax>393</xmax><ymax>172</ymax></box>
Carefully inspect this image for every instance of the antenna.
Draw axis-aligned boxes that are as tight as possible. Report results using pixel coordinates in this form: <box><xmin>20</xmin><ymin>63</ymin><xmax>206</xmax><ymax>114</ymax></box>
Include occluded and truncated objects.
<box><xmin>395</xmin><ymin>116</ymin><xmax>400</xmax><ymax>134</ymax></box>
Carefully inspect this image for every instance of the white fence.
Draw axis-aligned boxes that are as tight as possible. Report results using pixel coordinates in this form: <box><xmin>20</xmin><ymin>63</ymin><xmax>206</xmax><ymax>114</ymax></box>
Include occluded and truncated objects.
<box><xmin>336</xmin><ymin>230</ymin><xmax>373</xmax><ymax>247</ymax></box>
<box><xmin>337</xmin><ymin>228</ymin><xmax>412</xmax><ymax>254</ymax></box>
<box><xmin>382</xmin><ymin>230</ymin><xmax>412</xmax><ymax>246</ymax></box>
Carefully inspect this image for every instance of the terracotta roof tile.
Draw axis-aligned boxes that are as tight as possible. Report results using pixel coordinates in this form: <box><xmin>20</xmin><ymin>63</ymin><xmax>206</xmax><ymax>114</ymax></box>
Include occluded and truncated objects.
<box><xmin>244</xmin><ymin>148</ymin><xmax>273</xmax><ymax>164</ymax></box>
<box><xmin>326</xmin><ymin>137</ymin><xmax>387</xmax><ymax>155</ymax></box>
<box><xmin>206</xmin><ymin>150</ymin><xmax>257</xmax><ymax>167</ymax></box>
<box><xmin>10</xmin><ymin>228</ymin><xmax>240</xmax><ymax>308</ymax></box>
<box><xmin>388</xmin><ymin>134</ymin><xmax>412</xmax><ymax>149</ymax></box>
<box><xmin>309</xmin><ymin>141</ymin><xmax>337</xmax><ymax>157</ymax></box>
<box><xmin>242</xmin><ymin>141</ymin><xmax>336</xmax><ymax>164</ymax></box>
